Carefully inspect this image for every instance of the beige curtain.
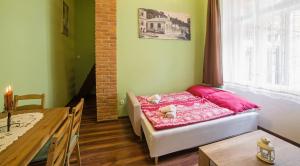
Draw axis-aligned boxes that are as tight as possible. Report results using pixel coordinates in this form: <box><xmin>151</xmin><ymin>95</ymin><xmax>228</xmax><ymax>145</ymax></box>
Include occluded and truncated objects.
<box><xmin>203</xmin><ymin>0</ymin><xmax>223</xmax><ymax>87</ymax></box>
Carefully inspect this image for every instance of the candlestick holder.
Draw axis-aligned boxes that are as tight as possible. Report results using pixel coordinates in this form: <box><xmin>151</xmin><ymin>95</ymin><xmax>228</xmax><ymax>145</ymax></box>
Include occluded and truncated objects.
<box><xmin>4</xmin><ymin>103</ymin><xmax>13</xmax><ymax>132</ymax></box>
<box><xmin>7</xmin><ymin>110</ymin><xmax>11</xmax><ymax>132</ymax></box>
<box><xmin>3</xmin><ymin>86</ymin><xmax>14</xmax><ymax>132</ymax></box>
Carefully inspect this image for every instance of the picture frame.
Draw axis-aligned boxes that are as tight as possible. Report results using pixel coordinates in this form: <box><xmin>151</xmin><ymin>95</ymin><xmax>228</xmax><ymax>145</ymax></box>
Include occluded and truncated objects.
<box><xmin>138</xmin><ymin>8</ymin><xmax>191</xmax><ymax>41</ymax></box>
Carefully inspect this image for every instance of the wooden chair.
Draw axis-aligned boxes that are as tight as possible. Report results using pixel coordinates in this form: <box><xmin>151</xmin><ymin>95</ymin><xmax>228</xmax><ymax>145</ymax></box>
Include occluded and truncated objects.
<box><xmin>66</xmin><ymin>99</ymin><xmax>84</xmax><ymax>166</ymax></box>
<box><xmin>46</xmin><ymin>114</ymin><xmax>72</xmax><ymax>166</ymax></box>
<box><xmin>14</xmin><ymin>94</ymin><xmax>45</xmax><ymax>111</ymax></box>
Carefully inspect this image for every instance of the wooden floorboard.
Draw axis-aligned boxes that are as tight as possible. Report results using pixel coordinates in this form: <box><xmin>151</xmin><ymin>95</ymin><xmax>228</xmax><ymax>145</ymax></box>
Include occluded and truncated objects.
<box><xmin>69</xmin><ymin>96</ymin><xmax>199</xmax><ymax>166</ymax></box>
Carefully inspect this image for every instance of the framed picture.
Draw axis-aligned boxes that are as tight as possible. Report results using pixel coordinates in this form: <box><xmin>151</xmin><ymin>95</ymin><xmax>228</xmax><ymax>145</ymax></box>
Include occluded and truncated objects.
<box><xmin>62</xmin><ymin>1</ymin><xmax>69</xmax><ymax>36</ymax></box>
<box><xmin>138</xmin><ymin>8</ymin><xmax>191</xmax><ymax>40</ymax></box>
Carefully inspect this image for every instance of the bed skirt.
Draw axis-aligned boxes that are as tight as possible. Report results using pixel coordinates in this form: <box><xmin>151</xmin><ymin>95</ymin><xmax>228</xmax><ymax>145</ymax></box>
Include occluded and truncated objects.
<box><xmin>141</xmin><ymin>112</ymin><xmax>258</xmax><ymax>158</ymax></box>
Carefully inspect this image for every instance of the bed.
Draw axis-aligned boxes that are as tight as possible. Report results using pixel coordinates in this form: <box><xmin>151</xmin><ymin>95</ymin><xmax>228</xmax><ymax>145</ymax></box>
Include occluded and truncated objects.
<box><xmin>127</xmin><ymin>88</ymin><xmax>259</xmax><ymax>163</ymax></box>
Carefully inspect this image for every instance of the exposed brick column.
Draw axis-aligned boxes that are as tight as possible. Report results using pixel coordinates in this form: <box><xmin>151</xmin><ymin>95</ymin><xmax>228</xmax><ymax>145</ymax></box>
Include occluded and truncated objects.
<box><xmin>95</xmin><ymin>0</ymin><xmax>118</xmax><ymax>121</ymax></box>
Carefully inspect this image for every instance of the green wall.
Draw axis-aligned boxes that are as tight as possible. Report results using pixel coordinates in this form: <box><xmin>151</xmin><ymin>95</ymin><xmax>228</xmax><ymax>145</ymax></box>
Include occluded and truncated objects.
<box><xmin>117</xmin><ymin>0</ymin><xmax>208</xmax><ymax>116</ymax></box>
<box><xmin>0</xmin><ymin>0</ymin><xmax>208</xmax><ymax>116</ymax></box>
<box><xmin>74</xmin><ymin>0</ymin><xmax>95</xmax><ymax>93</ymax></box>
<box><xmin>0</xmin><ymin>0</ymin><xmax>76</xmax><ymax>111</ymax></box>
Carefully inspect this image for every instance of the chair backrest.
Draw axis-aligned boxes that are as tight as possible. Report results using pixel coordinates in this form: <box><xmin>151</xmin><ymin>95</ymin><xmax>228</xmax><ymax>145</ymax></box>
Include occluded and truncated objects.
<box><xmin>46</xmin><ymin>115</ymin><xmax>72</xmax><ymax>166</ymax></box>
<box><xmin>70</xmin><ymin>98</ymin><xmax>84</xmax><ymax>137</ymax></box>
<box><xmin>14</xmin><ymin>94</ymin><xmax>45</xmax><ymax>111</ymax></box>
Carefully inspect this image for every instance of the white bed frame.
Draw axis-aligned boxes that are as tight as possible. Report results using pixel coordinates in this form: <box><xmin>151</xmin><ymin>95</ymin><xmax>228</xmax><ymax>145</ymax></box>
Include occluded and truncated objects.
<box><xmin>127</xmin><ymin>91</ymin><xmax>258</xmax><ymax>164</ymax></box>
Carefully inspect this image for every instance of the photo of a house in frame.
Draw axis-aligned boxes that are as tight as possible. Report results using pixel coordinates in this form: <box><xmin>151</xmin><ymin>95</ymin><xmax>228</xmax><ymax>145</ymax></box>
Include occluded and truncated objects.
<box><xmin>139</xmin><ymin>8</ymin><xmax>191</xmax><ymax>40</ymax></box>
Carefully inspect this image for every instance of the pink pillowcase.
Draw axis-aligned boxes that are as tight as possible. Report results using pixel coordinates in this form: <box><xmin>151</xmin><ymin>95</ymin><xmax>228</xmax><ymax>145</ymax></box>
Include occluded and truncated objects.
<box><xmin>206</xmin><ymin>91</ymin><xmax>259</xmax><ymax>113</ymax></box>
<box><xmin>187</xmin><ymin>85</ymin><xmax>222</xmax><ymax>98</ymax></box>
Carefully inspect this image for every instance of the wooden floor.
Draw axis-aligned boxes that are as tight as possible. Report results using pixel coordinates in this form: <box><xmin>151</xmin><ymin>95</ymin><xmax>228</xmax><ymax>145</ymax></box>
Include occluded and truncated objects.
<box><xmin>69</xmin><ymin>96</ymin><xmax>199</xmax><ymax>166</ymax></box>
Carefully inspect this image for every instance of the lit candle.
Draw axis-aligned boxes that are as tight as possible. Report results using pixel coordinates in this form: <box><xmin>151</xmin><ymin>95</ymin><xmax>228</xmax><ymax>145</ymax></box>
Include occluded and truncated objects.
<box><xmin>4</xmin><ymin>85</ymin><xmax>13</xmax><ymax>111</ymax></box>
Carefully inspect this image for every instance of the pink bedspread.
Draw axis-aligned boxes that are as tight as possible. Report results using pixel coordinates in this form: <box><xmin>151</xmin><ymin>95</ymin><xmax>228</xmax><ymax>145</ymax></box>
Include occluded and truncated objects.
<box><xmin>137</xmin><ymin>91</ymin><xmax>200</xmax><ymax>109</ymax></box>
<box><xmin>138</xmin><ymin>92</ymin><xmax>234</xmax><ymax>130</ymax></box>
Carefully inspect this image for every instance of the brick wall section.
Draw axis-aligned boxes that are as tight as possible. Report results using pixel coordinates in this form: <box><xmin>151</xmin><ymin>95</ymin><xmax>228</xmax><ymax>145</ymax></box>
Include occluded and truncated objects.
<box><xmin>95</xmin><ymin>0</ymin><xmax>118</xmax><ymax>121</ymax></box>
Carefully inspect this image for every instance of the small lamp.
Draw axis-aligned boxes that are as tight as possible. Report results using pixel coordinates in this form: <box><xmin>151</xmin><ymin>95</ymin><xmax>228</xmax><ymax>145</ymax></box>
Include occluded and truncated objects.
<box><xmin>257</xmin><ymin>137</ymin><xmax>275</xmax><ymax>164</ymax></box>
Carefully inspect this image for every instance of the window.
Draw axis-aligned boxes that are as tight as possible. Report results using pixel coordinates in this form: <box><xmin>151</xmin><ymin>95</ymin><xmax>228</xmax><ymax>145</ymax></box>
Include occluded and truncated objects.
<box><xmin>158</xmin><ymin>23</ymin><xmax>161</xmax><ymax>29</ymax></box>
<box><xmin>150</xmin><ymin>23</ymin><xmax>154</xmax><ymax>29</ymax></box>
<box><xmin>221</xmin><ymin>0</ymin><xmax>300</xmax><ymax>95</ymax></box>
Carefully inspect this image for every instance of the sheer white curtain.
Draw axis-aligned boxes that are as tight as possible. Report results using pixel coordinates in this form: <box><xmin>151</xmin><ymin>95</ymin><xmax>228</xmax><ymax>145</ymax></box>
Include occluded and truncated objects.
<box><xmin>221</xmin><ymin>0</ymin><xmax>300</xmax><ymax>96</ymax></box>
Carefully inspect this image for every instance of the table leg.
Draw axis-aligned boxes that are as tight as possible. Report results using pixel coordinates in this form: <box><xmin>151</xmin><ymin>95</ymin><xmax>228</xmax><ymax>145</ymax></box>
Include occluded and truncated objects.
<box><xmin>199</xmin><ymin>150</ymin><xmax>210</xmax><ymax>166</ymax></box>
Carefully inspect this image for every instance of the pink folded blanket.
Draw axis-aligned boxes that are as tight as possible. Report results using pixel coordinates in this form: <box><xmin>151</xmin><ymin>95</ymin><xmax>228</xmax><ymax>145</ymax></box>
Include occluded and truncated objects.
<box><xmin>142</xmin><ymin>98</ymin><xmax>234</xmax><ymax>130</ymax></box>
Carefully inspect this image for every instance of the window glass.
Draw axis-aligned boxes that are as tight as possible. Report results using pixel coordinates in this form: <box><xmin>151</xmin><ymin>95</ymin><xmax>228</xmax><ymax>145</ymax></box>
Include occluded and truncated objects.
<box><xmin>222</xmin><ymin>0</ymin><xmax>300</xmax><ymax>95</ymax></box>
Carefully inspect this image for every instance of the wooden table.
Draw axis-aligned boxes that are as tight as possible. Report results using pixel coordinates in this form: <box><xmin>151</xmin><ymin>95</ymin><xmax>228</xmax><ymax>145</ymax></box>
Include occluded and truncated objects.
<box><xmin>0</xmin><ymin>108</ymin><xmax>69</xmax><ymax>166</ymax></box>
<box><xmin>199</xmin><ymin>130</ymin><xmax>300</xmax><ymax>166</ymax></box>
